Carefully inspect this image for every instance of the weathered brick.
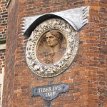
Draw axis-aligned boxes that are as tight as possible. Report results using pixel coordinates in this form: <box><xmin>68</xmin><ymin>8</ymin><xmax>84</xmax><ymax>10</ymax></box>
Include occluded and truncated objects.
<box><xmin>2</xmin><ymin>0</ymin><xmax>107</xmax><ymax>107</ymax></box>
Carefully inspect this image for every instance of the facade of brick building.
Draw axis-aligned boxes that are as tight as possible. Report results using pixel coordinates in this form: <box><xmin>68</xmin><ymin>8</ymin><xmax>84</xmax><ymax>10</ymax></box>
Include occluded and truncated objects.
<box><xmin>0</xmin><ymin>0</ymin><xmax>9</xmax><ymax>107</ymax></box>
<box><xmin>0</xmin><ymin>0</ymin><xmax>107</xmax><ymax>107</ymax></box>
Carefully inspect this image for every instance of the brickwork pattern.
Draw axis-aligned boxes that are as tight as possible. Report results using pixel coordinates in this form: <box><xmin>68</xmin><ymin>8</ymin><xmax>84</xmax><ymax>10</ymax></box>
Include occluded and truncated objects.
<box><xmin>0</xmin><ymin>0</ymin><xmax>8</xmax><ymax>40</ymax></box>
<box><xmin>2</xmin><ymin>0</ymin><xmax>107</xmax><ymax>107</ymax></box>
<box><xmin>87</xmin><ymin>1</ymin><xmax>107</xmax><ymax>107</ymax></box>
<box><xmin>2</xmin><ymin>0</ymin><xmax>18</xmax><ymax>107</ymax></box>
<box><xmin>0</xmin><ymin>0</ymin><xmax>8</xmax><ymax>107</ymax></box>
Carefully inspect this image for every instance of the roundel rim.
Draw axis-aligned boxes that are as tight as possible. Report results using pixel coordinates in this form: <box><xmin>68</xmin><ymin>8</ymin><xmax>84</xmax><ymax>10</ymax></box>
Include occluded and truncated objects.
<box><xmin>25</xmin><ymin>18</ymin><xmax>79</xmax><ymax>77</ymax></box>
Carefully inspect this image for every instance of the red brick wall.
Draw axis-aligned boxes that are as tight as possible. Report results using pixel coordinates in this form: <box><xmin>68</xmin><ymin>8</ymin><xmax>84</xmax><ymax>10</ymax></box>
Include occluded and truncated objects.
<box><xmin>3</xmin><ymin>0</ymin><xmax>107</xmax><ymax>107</ymax></box>
<box><xmin>87</xmin><ymin>1</ymin><xmax>107</xmax><ymax>107</ymax></box>
<box><xmin>0</xmin><ymin>0</ymin><xmax>8</xmax><ymax>106</ymax></box>
<box><xmin>0</xmin><ymin>0</ymin><xmax>8</xmax><ymax>39</ymax></box>
<box><xmin>0</xmin><ymin>0</ymin><xmax>7</xmax><ymax>73</ymax></box>
<box><xmin>2</xmin><ymin>1</ymin><xmax>18</xmax><ymax>107</ymax></box>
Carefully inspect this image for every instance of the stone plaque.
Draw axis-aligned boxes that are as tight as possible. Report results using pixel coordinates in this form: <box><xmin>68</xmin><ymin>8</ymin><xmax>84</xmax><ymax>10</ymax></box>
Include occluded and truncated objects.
<box><xmin>26</xmin><ymin>18</ymin><xmax>79</xmax><ymax>77</ymax></box>
<box><xmin>32</xmin><ymin>83</ymin><xmax>69</xmax><ymax>101</ymax></box>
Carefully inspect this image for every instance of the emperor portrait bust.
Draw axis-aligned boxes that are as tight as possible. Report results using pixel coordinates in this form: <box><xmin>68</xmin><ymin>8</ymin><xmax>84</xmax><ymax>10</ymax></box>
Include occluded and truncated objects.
<box><xmin>24</xmin><ymin>6</ymin><xmax>89</xmax><ymax>77</ymax></box>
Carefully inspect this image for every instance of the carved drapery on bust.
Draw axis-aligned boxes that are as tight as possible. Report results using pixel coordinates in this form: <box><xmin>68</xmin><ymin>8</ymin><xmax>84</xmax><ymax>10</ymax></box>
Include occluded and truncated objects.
<box><xmin>26</xmin><ymin>18</ymin><xmax>79</xmax><ymax>77</ymax></box>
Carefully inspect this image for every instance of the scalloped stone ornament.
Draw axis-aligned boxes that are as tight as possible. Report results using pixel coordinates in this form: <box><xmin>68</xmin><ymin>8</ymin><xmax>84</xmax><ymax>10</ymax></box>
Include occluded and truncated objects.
<box><xmin>26</xmin><ymin>18</ymin><xmax>79</xmax><ymax>77</ymax></box>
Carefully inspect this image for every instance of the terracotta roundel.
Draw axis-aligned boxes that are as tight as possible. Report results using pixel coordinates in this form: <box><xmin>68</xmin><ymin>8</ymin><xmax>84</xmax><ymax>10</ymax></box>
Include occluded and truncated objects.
<box><xmin>26</xmin><ymin>18</ymin><xmax>79</xmax><ymax>77</ymax></box>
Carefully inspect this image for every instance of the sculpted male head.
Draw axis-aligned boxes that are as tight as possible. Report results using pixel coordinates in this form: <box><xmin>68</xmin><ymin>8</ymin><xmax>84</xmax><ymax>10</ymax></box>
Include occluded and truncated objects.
<box><xmin>36</xmin><ymin>29</ymin><xmax>66</xmax><ymax>64</ymax></box>
<box><xmin>45</xmin><ymin>30</ymin><xmax>63</xmax><ymax>48</ymax></box>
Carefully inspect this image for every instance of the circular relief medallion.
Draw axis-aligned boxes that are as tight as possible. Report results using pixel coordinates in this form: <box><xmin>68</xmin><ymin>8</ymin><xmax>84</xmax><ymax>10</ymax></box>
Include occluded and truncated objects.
<box><xmin>26</xmin><ymin>18</ymin><xmax>79</xmax><ymax>77</ymax></box>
